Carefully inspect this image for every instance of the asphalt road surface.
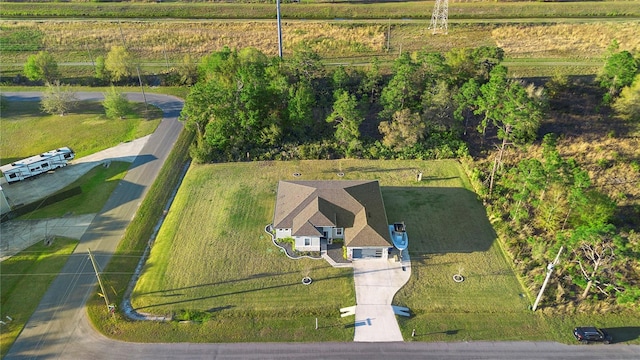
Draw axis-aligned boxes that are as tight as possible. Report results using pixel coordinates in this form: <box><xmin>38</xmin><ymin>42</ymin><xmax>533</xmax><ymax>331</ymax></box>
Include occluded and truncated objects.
<box><xmin>4</xmin><ymin>92</ymin><xmax>640</xmax><ymax>359</ymax></box>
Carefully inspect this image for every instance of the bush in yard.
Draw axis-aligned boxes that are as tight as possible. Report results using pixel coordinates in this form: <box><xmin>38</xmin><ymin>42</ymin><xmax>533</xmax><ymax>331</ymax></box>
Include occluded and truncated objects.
<box><xmin>103</xmin><ymin>86</ymin><xmax>133</xmax><ymax>119</ymax></box>
<box><xmin>41</xmin><ymin>81</ymin><xmax>77</xmax><ymax>116</ymax></box>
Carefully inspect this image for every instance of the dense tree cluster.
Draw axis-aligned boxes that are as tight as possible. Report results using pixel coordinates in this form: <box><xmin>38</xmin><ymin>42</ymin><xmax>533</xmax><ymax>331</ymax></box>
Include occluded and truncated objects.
<box><xmin>181</xmin><ymin>46</ymin><xmax>522</xmax><ymax>163</ymax></box>
<box><xmin>601</xmin><ymin>42</ymin><xmax>640</xmax><ymax>121</ymax></box>
<box><xmin>598</xmin><ymin>41</ymin><xmax>640</xmax><ymax>105</ymax></box>
<box><xmin>490</xmin><ymin>134</ymin><xmax>640</xmax><ymax>306</ymax></box>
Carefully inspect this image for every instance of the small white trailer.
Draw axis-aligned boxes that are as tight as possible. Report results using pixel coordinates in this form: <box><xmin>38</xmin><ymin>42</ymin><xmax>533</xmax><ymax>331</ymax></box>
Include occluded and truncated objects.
<box><xmin>0</xmin><ymin>147</ymin><xmax>75</xmax><ymax>183</ymax></box>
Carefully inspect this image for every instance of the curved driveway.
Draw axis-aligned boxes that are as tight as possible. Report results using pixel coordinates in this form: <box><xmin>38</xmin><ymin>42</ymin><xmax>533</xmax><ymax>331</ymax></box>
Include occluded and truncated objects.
<box><xmin>4</xmin><ymin>92</ymin><xmax>640</xmax><ymax>359</ymax></box>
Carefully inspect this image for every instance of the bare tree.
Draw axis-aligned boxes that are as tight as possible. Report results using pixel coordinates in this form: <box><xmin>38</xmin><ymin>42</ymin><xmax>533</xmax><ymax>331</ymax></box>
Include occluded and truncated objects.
<box><xmin>574</xmin><ymin>240</ymin><xmax>615</xmax><ymax>299</ymax></box>
<box><xmin>41</xmin><ymin>81</ymin><xmax>78</xmax><ymax>116</ymax></box>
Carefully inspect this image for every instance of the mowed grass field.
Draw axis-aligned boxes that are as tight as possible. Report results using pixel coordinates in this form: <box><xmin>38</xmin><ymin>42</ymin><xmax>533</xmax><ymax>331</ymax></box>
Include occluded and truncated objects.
<box><xmin>0</xmin><ymin>99</ymin><xmax>161</xmax><ymax>164</ymax></box>
<box><xmin>387</xmin><ymin>184</ymin><xmax>541</xmax><ymax>341</ymax></box>
<box><xmin>16</xmin><ymin>161</ymin><xmax>130</xmax><ymax>219</ymax></box>
<box><xmin>128</xmin><ymin>159</ymin><xmax>543</xmax><ymax>341</ymax></box>
<box><xmin>130</xmin><ymin>161</ymin><xmax>357</xmax><ymax>341</ymax></box>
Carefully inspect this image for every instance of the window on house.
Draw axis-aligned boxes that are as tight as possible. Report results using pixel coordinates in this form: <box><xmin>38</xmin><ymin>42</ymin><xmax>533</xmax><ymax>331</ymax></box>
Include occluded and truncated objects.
<box><xmin>336</xmin><ymin>228</ymin><xmax>343</xmax><ymax>235</ymax></box>
<box><xmin>304</xmin><ymin>238</ymin><xmax>311</xmax><ymax>246</ymax></box>
<box><xmin>9</xmin><ymin>173</ymin><xmax>17</xmax><ymax>178</ymax></box>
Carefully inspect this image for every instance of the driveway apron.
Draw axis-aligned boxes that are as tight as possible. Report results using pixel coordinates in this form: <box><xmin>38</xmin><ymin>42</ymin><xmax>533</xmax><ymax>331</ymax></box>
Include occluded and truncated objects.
<box><xmin>352</xmin><ymin>255</ymin><xmax>411</xmax><ymax>342</ymax></box>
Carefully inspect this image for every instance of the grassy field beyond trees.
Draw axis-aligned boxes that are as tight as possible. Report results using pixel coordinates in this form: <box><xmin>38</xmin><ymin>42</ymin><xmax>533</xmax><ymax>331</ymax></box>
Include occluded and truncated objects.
<box><xmin>1</xmin><ymin>19</ymin><xmax>639</xmax><ymax>80</ymax></box>
<box><xmin>2</xmin><ymin>1</ymin><xmax>640</xmax><ymax>21</ymax></box>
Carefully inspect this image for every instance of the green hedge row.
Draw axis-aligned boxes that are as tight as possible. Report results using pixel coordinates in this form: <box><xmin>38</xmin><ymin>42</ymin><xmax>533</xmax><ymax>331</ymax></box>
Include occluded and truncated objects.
<box><xmin>1</xmin><ymin>186</ymin><xmax>82</xmax><ymax>222</ymax></box>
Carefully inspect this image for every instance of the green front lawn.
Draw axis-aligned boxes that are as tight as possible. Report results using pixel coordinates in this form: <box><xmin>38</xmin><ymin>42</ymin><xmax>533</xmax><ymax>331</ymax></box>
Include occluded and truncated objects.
<box><xmin>121</xmin><ymin>159</ymin><xmax>538</xmax><ymax>342</ymax></box>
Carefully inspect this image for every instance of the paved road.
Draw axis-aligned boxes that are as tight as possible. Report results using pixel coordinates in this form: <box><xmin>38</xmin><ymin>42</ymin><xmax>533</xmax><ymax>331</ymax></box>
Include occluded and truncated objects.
<box><xmin>4</xmin><ymin>91</ymin><xmax>184</xmax><ymax>359</ymax></box>
<box><xmin>4</xmin><ymin>92</ymin><xmax>640</xmax><ymax>359</ymax></box>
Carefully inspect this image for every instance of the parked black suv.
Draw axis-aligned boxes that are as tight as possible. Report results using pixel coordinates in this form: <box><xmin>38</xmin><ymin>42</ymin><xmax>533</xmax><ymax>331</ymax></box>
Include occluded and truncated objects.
<box><xmin>573</xmin><ymin>327</ymin><xmax>613</xmax><ymax>344</ymax></box>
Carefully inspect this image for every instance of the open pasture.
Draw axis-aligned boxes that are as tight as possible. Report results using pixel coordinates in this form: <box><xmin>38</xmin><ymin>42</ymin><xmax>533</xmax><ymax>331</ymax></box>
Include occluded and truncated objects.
<box><xmin>2</xmin><ymin>19</ymin><xmax>638</xmax><ymax>81</ymax></box>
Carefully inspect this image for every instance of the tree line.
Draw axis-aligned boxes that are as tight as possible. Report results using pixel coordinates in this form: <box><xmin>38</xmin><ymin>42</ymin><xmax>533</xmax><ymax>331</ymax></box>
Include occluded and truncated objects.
<box><xmin>180</xmin><ymin>45</ymin><xmax>536</xmax><ymax>163</ymax></box>
<box><xmin>480</xmin><ymin>44</ymin><xmax>640</xmax><ymax>308</ymax></box>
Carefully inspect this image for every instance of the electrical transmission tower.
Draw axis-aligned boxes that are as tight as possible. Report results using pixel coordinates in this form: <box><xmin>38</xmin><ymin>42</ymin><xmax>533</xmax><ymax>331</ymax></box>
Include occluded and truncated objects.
<box><xmin>429</xmin><ymin>0</ymin><xmax>449</xmax><ymax>35</ymax></box>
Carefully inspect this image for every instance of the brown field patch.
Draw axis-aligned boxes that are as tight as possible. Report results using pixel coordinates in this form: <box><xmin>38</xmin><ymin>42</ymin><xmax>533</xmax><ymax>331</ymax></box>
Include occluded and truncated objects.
<box><xmin>492</xmin><ymin>22</ymin><xmax>640</xmax><ymax>58</ymax></box>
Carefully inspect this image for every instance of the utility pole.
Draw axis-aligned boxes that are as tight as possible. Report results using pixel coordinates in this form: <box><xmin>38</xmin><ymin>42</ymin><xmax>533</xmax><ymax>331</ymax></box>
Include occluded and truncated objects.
<box><xmin>163</xmin><ymin>44</ymin><xmax>170</xmax><ymax>73</ymax></box>
<box><xmin>532</xmin><ymin>246</ymin><xmax>563</xmax><ymax>311</ymax></box>
<box><xmin>276</xmin><ymin>0</ymin><xmax>283</xmax><ymax>58</ymax></box>
<box><xmin>135</xmin><ymin>65</ymin><xmax>149</xmax><ymax>112</ymax></box>
<box><xmin>85</xmin><ymin>42</ymin><xmax>95</xmax><ymax>69</ymax></box>
<box><xmin>88</xmin><ymin>248</ymin><xmax>112</xmax><ymax>314</ymax></box>
<box><xmin>386</xmin><ymin>18</ymin><xmax>391</xmax><ymax>52</ymax></box>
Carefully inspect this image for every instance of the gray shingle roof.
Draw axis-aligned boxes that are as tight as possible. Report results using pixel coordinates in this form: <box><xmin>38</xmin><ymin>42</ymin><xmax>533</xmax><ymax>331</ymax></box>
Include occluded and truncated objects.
<box><xmin>273</xmin><ymin>180</ymin><xmax>392</xmax><ymax>247</ymax></box>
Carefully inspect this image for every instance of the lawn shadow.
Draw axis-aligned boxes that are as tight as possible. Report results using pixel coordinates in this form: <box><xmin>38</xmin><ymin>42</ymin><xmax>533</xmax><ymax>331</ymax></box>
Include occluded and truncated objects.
<box><xmin>383</xmin><ymin>187</ymin><xmax>496</xmax><ymax>253</ymax></box>
<box><xmin>206</xmin><ymin>305</ymin><xmax>234</xmax><ymax>313</ymax></box>
<box><xmin>341</xmin><ymin>166</ymin><xmax>418</xmax><ymax>174</ymax></box>
<box><xmin>603</xmin><ymin>327</ymin><xmax>640</xmax><ymax>344</ymax></box>
<box><xmin>132</xmin><ymin>274</ymin><xmax>351</xmax><ymax>311</ymax></box>
<box><xmin>134</xmin><ymin>267</ymin><xmax>352</xmax><ymax>311</ymax></box>
<box><xmin>137</xmin><ymin>271</ymin><xmax>300</xmax><ymax>296</ymax></box>
<box><xmin>414</xmin><ymin>329</ymin><xmax>460</xmax><ymax>338</ymax></box>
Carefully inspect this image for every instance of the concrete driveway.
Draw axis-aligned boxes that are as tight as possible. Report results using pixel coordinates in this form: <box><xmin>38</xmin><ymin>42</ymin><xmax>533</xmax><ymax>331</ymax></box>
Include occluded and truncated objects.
<box><xmin>0</xmin><ymin>135</ymin><xmax>150</xmax><ymax>260</ymax></box>
<box><xmin>1</xmin><ymin>135</ymin><xmax>150</xmax><ymax>208</ymax></box>
<box><xmin>352</xmin><ymin>254</ymin><xmax>412</xmax><ymax>342</ymax></box>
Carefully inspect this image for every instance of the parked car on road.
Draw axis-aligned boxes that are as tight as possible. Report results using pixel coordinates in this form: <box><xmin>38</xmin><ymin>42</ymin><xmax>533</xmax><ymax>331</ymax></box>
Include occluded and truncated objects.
<box><xmin>573</xmin><ymin>327</ymin><xmax>612</xmax><ymax>344</ymax></box>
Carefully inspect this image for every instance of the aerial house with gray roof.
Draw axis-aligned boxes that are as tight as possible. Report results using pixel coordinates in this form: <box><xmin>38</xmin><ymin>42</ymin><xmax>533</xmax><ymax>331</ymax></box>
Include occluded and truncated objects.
<box><xmin>272</xmin><ymin>180</ymin><xmax>393</xmax><ymax>260</ymax></box>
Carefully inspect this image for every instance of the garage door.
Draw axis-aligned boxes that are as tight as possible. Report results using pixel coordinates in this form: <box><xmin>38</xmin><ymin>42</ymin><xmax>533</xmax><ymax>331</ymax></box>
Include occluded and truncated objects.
<box><xmin>352</xmin><ymin>249</ymin><xmax>383</xmax><ymax>259</ymax></box>
<box><xmin>362</xmin><ymin>249</ymin><xmax>382</xmax><ymax>258</ymax></box>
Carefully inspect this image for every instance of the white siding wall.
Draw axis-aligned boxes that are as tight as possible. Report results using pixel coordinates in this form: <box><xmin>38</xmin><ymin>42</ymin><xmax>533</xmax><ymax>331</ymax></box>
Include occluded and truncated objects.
<box><xmin>275</xmin><ymin>228</ymin><xmax>292</xmax><ymax>239</ymax></box>
<box><xmin>295</xmin><ymin>236</ymin><xmax>321</xmax><ymax>252</ymax></box>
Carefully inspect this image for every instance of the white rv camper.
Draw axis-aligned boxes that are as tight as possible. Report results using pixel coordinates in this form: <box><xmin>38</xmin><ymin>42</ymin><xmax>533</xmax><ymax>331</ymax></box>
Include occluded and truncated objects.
<box><xmin>0</xmin><ymin>147</ymin><xmax>75</xmax><ymax>183</ymax></box>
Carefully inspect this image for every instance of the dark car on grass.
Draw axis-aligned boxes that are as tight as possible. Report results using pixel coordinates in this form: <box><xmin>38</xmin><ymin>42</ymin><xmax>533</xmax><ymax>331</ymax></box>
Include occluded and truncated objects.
<box><xmin>573</xmin><ymin>327</ymin><xmax>613</xmax><ymax>344</ymax></box>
